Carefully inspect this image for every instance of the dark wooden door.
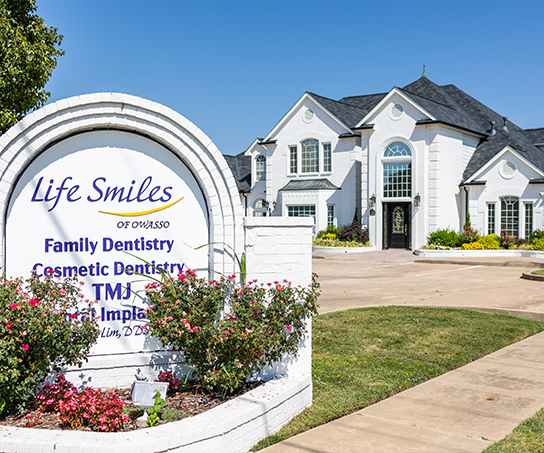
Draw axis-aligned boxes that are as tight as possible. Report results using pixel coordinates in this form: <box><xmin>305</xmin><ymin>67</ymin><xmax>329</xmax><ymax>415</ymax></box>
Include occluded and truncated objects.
<box><xmin>385</xmin><ymin>202</ymin><xmax>410</xmax><ymax>249</ymax></box>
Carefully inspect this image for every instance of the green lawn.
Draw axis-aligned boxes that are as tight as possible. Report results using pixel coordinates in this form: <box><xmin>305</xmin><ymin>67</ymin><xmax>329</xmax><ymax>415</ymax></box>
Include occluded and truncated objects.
<box><xmin>484</xmin><ymin>408</ymin><xmax>544</xmax><ymax>452</ymax></box>
<box><xmin>252</xmin><ymin>306</ymin><xmax>544</xmax><ymax>451</ymax></box>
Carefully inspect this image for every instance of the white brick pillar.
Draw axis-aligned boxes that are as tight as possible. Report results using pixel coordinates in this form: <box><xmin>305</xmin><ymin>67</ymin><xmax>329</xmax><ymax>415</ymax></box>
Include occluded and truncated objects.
<box><xmin>243</xmin><ymin>216</ymin><xmax>314</xmax><ymax>378</ymax></box>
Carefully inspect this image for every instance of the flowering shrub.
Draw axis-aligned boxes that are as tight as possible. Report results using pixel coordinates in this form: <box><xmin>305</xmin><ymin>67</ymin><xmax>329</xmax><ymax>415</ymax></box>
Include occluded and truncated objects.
<box><xmin>0</xmin><ymin>273</ymin><xmax>99</xmax><ymax>415</ymax></box>
<box><xmin>58</xmin><ymin>387</ymin><xmax>127</xmax><ymax>432</ymax></box>
<box><xmin>460</xmin><ymin>225</ymin><xmax>479</xmax><ymax>244</ymax></box>
<box><xmin>145</xmin><ymin>271</ymin><xmax>320</xmax><ymax>395</ymax></box>
<box><xmin>36</xmin><ymin>373</ymin><xmax>77</xmax><ymax>413</ymax></box>
<box><xmin>157</xmin><ymin>371</ymin><xmax>181</xmax><ymax>393</ymax></box>
<box><xmin>461</xmin><ymin>241</ymin><xmax>487</xmax><ymax>250</ymax></box>
<box><xmin>500</xmin><ymin>230</ymin><xmax>517</xmax><ymax>249</ymax></box>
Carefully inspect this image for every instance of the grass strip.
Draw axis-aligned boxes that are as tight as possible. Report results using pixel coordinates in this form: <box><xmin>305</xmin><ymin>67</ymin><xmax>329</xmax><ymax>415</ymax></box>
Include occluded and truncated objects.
<box><xmin>483</xmin><ymin>408</ymin><xmax>544</xmax><ymax>452</ymax></box>
<box><xmin>252</xmin><ymin>306</ymin><xmax>544</xmax><ymax>451</ymax></box>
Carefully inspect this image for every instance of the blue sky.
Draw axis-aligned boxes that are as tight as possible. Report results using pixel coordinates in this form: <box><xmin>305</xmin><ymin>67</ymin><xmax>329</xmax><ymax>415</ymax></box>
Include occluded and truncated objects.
<box><xmin>38</xmin><ymin>0</ymin><xmax>544</xmax><ymax>155</ymax></box>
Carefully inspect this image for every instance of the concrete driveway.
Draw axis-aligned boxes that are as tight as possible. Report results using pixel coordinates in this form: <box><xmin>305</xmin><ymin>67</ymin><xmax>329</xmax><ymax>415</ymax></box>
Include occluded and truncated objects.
<box><xmin>313</xmin><ymin>250</ymin><xmax>544</xmax><ymax>319</ymax></box>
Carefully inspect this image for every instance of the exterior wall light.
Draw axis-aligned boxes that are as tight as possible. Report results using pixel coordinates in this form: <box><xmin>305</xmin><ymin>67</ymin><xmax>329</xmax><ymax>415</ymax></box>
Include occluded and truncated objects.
<box><xmin>263</xmin><ymin>200</ymin><xmax>276</xmax><ymax>215</ymax></box>
<box><xmin>369</xmin><ymin>194</ymin><xmax>376</xmax><ymax>207</ymax></box>
<box><xmin>414</xmin><ymin>193</ymin><xmax>421</xmax><ymax>207</ymax></box>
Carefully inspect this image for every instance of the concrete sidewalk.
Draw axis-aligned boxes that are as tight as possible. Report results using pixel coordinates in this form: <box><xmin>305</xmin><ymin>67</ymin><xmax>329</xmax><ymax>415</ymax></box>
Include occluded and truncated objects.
<box><xmin>260</xmin><ymin>251</ymin><xmax>544</xmax><ymax>453</ymax></box>
<box><xmin>261</xmin><ymin>331</ymin><xmax>544</xmax><ymax>453</ymax></box>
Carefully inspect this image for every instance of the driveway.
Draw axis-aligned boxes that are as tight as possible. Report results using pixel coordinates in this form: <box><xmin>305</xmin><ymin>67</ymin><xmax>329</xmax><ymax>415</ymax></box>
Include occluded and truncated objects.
<box><xmin>313</xmin><ymin>250</ymin><xmax>544</xmax><ymax>319</ymax></box>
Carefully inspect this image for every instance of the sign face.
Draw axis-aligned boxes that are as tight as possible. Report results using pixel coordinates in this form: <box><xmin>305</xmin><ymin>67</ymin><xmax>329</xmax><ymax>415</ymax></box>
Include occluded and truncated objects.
<box><xmin>6</xmin><ymin>130</ymin><xmax>209</xmax><ymax>355</ymax></box>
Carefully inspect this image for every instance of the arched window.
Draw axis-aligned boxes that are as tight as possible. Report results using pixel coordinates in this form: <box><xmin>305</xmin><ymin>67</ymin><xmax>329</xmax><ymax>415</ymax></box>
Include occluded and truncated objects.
<box><xmin>383</xmin><ymin>141</ymin><xmax>412</xmax><ymax>198</ymax></box>
<box><xmin>253</xmin><ymin>198</ymin><xmax>267</xmax><ymax>217</ymax></box>
<box><xmin>255</xmin><ymin>155</ymin><xmax>266</xmax><ymax>181</ymax></box>
<box><xmin>301</xmin><ymin>139</ymin><xmax>319</xmax><ymax>173</ymax></box>
<box><xmin>384</xmin><ymin>142</ymin><xmax>411</xmax><ymax>157</ymax></box>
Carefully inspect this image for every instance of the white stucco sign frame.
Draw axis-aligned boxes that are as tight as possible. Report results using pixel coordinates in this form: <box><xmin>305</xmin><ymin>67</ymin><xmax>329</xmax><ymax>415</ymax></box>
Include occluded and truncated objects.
<box><xmin>0</xmin><ymin>93</ymin><xmax>245</xmax><ymax>386</ymax></box>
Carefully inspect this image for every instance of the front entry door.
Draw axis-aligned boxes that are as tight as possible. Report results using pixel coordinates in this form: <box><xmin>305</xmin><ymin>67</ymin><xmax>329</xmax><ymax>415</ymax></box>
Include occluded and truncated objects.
<box><xmin>384</xmin><ymin>202</ymin><xmax>411</xmax><ymax>249</ymax></box>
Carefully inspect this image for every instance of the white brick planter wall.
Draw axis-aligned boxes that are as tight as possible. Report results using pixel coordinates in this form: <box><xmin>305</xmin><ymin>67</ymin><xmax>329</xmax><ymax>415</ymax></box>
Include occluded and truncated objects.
<box><xmin>0</xmin><ymin>375</ymin><xmax>311</xmax><ymax>453</ymax></box>
<box><xmin>414</xmin><ymin>249</ymin><xmax>544</xmax><ymax>258</ymax></box>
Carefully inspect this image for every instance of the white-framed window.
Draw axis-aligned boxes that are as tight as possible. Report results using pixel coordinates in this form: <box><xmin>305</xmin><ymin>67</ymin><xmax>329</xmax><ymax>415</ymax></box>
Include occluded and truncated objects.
<box><xmin>327</xmin><ymin>204</ymin><xmax>335</xmax><ymax>226</ymax></box>
<box><xmin>525</xmin><ymin>202</ymin><xmax>533</xmax><ymax>239</ymax></box>
<box><xmin>287</xmin><ymin>205</ymin><xmax>316</xmax><ymax>234</ymax></box>
<box><xmin>323</xmin><ymin>143</ymin><xmax>332</xmax><ymax>172</ymax></box>
<box><xmin>255</xmin><ymin>155</ymin><xmax>266</xmax><ymax>181</ymax></box>
<box><xmin>253</xmin><ymin>198</ymin><xmax>267</xmax><ymax>217</ymax></box>
<box><xmin>289</xmin><ymin>146</ymin><xmax>297</xmax><ymax>174</ymax></box>
<box><xmin>301</xmin><ymin>139</ymin><xmax>319</xmax><ymax>173</ymax></box>
<box><xmin>501</xmin><ymin>196</ymin><xmax>519</xmax><ymax>237</ymax></box>
<box><xmin>487</xmin><ymin>203</ymin><xmax>496</xmax><ymax>235</ymax></box>
<box><xmin>289</xmin><ymin>140</ymin><xmax>332</xmax><ymax>174</ymax></box>
<box><xmin>382</xmin><ymin>141</ymin><xmax>412</xmax><ymax>199</ymax></box>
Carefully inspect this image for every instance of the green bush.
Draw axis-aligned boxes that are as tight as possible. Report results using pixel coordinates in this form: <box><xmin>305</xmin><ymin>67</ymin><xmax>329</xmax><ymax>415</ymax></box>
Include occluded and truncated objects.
<box><xmin>477</xmin><ymin>234</ymin><xmax>500</xmax><ymax>250</ymax></box>
<box><xmin>316</xmin><ymin>224</ymin><xmax>342</xmax><ymax>239</ymax></box>
<box><xmin>529</xmin><ymin>229</ymin><xmax>544</xmax><ymax>243</ymax></box>
<box><xmin>427</xmin><ymin>228</ymin><xmax>460</xmax><ymax>247</ymax></box>
<box><xmin>145</xmin><ymin>271</ymin><xmax>320</xmax><ymax>395</ymax></box>
<box><xmin>0</xmin><ymin>273</ymin><xmax>99</xmax><ymax>415</ymax></box>
<box><xmin>533</xmin><ymin>238</ymin><xmax>544</xmax><ymax>250</ymax></box>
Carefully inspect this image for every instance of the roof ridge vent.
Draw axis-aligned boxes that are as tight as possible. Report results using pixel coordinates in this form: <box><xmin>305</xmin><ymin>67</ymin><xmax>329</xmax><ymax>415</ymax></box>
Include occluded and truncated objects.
<box><xmin>490</xmin><ymin>120</ymin><xmax>496</xmax><ymax>136</ymax></box>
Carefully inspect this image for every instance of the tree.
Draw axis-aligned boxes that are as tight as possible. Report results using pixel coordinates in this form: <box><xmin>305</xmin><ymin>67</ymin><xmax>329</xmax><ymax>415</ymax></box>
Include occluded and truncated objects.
<box><xmin>0</xmin><ymin>0</ymin><xmax>64</xmax><ymax>134</ymax></box>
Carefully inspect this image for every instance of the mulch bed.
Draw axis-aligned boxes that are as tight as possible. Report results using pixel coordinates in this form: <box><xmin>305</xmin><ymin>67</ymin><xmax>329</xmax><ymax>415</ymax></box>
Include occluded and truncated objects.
<box><xmin>0</xmin><ymin>381</ymin><xmax>262</xmax><ymax>432</ymax></box>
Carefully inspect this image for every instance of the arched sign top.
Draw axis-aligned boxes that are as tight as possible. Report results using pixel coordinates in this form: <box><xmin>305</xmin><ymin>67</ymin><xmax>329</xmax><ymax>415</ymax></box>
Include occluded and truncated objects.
<box><xmin>1</xmin><ymin>94</ymin><xmax>245</xmax><ymax>356</ymax></box>
<box><xmin>0</xmin><ymin>93</ymin><xmax>244</xmax><ymax>275</ymax></box>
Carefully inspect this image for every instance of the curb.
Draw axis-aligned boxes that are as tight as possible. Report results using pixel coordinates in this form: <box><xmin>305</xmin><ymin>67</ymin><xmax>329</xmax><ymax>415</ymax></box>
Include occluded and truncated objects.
<box><xmin>521</xmin><ymin>272</ymin><xmax>544</xmax><ymax>281</ymax></box>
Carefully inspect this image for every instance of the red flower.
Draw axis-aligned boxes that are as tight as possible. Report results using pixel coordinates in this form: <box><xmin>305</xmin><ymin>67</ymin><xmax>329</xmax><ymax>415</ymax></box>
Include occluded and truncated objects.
<box><xmin>30</xmin><ymin>298</ymin><xmax>39</xmax><ymax>307</ymax></box>
<box><xmin>21</xmin><ymin>344</ymin><xmax>29</xmax><ymax>351</ymax></box>
<box><xmin>9</xmin><ymin>303</ymin><xmax>18</xmax><ymax>309</ymax></box>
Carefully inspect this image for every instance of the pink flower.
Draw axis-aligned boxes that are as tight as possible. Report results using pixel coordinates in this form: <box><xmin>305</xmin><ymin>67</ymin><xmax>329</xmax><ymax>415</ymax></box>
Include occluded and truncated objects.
<box><xmin>21</xmin><ymin>344</ymin><xmax>29</xmax><ymax>351</ymax></box>
<box><xmin>30</xmin><ymin>298</ymin><xmax>39</xmax><ymax>307</ymax></box>
<box><xmin>9</xmin><ymin>303</ymin><xmax>18</xmax><ymax>309</ymax></box>
<box><xmin>237</xmin><ymin>363</ymin><xmax>243</xmax><ymax>368</ymax></box>
<box><xmin>286</xmin><ymin>325</ymin><xmax>292</xmax><ymax>331</ymax></box>
<box><xmin>6</xmin><ymin>323</ymin><xmax>12</xmax><ymax>329</ymax></box>
<box><xmin>228</xmin><ymin>274</ymin><xmax>236</xmax><ymax>279</ymax></box>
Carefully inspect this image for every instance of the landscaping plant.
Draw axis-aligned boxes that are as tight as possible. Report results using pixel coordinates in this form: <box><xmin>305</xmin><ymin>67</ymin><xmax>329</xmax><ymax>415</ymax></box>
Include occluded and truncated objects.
<box><xmin>459</xmin><ymin>225</ymin><xmax>479</xmax><ymax>244</ymax></box>
<box><xmin>500</xmin><ymin>230</ymin><xmax>517</xmax><ymax>249</ymax></box>
<box><xmin>144</xmin><ymin>270</ymin><xmax>320</xmax><ymax>395</ymax></box>
<box><xmin>477</xmin><ymin>234</ymin><xmax>500</xmax><ymax>250</ymax></box>
<box><xmin>34</xmin><ymin>373</ymin><xmax>128</xmax><ymax>432</ymax></box>
<box><xmin>0</xmin><ymin>273</ymin><xmax>99</xmax><ymax>415</ymax></box>
<box><xmin>426</xmin><ymin>228</ymin><xmax>460</xmax><ymax>248</ymax></box>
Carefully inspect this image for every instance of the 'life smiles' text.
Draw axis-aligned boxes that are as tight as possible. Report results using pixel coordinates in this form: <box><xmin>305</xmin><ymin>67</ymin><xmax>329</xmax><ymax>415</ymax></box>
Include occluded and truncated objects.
<box><xmin>31</xmin><ymin>176</ymin><xmax>173</xmax><ymax>212</ymax></box>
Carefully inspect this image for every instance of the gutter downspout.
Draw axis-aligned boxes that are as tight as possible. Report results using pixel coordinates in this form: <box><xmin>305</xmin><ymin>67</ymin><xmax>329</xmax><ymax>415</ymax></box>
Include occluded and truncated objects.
<box><xmin>242</xmin><ymin>192</ymin><xmax>248</xmax><ymax>217</ymax></box>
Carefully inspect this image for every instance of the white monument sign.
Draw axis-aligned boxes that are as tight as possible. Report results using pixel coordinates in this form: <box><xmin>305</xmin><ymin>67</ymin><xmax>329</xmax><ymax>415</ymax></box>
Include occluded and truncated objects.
<box><xmin>6</xmin><ymin>130</ymin><xmax>209</xmax><ymax>355</ymax></box>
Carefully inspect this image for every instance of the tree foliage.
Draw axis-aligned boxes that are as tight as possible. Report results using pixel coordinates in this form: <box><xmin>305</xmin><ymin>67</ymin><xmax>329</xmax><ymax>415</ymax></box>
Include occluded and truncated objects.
<box><xmin>0</xmin><ymin>0</ymin><xmax>64</xmax><ymax>134</ymax></box>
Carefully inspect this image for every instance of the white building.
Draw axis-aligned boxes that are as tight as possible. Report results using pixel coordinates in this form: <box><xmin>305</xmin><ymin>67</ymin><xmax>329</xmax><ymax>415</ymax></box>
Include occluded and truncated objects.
<box><xmin>226</xmin><ymin>76</ymin><xmax>544</xmax><ymax>249</ymax></box>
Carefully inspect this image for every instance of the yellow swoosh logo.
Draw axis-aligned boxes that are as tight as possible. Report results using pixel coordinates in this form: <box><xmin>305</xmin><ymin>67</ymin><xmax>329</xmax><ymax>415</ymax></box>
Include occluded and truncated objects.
<box><xmin>98</xmin><ymin>197</ymin><xmax>184</xmax><ymax>217</ymax></box>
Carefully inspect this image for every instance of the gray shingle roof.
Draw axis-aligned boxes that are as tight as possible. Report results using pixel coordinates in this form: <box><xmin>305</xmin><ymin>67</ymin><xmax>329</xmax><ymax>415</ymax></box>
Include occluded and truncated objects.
<box><xmin>525</xmin><ymin>128</ymin><xmax>544</xmax><ymax>145</ymax></box>
<box><xmin>441</xmin><ymin>84</ymin><xmax>544</xmax><ymax>181</ymax></box>
<box><xmin>279</xmin><ymin>179</ymin><xmax>340</xmax><ymax>191</ymax></box>
<box><xmin>400</xmin><ymin>78</ymin><xmax>488</xmax><ymax>136</ymax></box>
<box><xmin>307</xmin><ymin>92</ymin><xmax>369</xmax><ymax>129</ymax></box>
<box><xmin>338</xmin><ymin>92</ymin><xmax>387</xmax><ymax>116</ymax></box>
<box><xmin>224</xmin><ymin>153</ymin><xmax>251</xmax><ymax>193</ymax></box>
